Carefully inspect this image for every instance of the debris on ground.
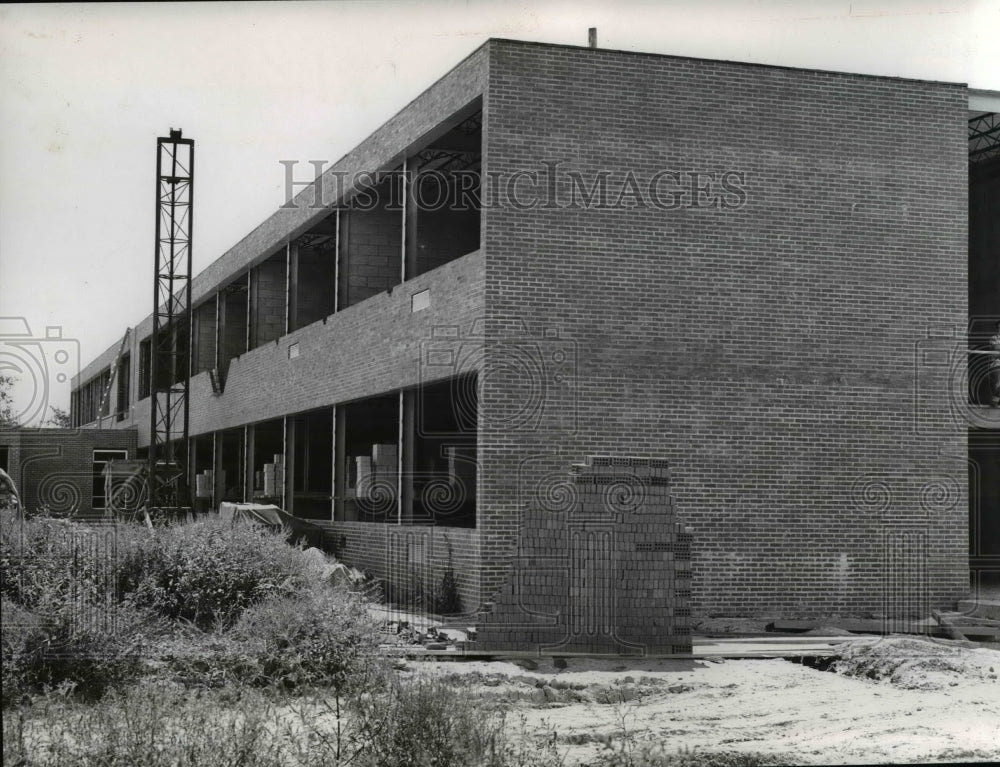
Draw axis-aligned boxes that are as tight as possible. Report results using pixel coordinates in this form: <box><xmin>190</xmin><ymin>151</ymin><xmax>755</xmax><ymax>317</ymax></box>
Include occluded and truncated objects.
<box><xmin>831</xmin><ymin>635</ymin><xmax>1000</xmax><ymax>690</ymax></box>
<box><xmin>767</xmin><ymin>616</ymin><xmax>1000</xmax><ymax>641</ymax></box>
<box><xmin>411</xmin><ymin>641</ymin><xmax>1000</xmax><ymax>765</ymax></box>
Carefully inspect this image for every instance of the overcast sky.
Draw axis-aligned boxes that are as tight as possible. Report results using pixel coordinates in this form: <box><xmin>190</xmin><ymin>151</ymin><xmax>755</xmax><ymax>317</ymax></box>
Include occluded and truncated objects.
<box><xmin>1</xmin><ymin>0</ymin><xmax>998</xmax><ymax>425</ymax></box>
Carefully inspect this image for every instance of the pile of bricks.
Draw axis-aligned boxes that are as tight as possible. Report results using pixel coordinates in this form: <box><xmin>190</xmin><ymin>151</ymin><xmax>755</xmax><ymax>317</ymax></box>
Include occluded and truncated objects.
<box><xmin>262</xmin><ymin>453</ymin><xmax>284</xmax><ymax>498</ymax></box>
<box><xmin>355</xmin><ymin>443</ymin><xmax>397</xmax><ymax>502</ymax></box>
<box><xmin>476</xmin><ymin>456</ymin><xmax>692</xmax><ymax>656</ymax></box>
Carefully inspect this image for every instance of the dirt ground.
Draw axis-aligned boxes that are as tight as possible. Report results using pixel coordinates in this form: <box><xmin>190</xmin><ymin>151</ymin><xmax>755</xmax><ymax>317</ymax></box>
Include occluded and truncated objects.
<box><xmin>410</xmin><ymin>636</ymin><xmax>1000</xmax><ymax>765</ymax></box>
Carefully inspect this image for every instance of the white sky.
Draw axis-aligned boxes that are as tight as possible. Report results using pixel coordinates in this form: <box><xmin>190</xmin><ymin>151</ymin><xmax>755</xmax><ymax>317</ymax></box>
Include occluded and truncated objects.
<box><xmin>1</xmin><ymin>0</ymin><xmax>998</xmax><ymax>424</ymax></box>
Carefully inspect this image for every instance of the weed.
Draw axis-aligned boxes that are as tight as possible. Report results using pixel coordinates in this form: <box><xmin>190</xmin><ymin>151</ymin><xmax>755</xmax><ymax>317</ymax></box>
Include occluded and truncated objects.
<box><xmin>118</xmin><ymin>515</ymin><xmax>322</xmax><ymax>629</ymax></box>
<box><xmin>230</xmin><ymin>583</ymin><xmax>381</xmax><ymax>689</ymax></box>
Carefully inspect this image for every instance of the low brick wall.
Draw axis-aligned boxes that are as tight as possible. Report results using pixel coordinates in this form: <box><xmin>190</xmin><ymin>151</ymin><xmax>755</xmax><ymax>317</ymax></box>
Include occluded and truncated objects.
<box><xmin>321</xmin><ymin>521</ymin><xmax>482</xmax><ymax>615</ymax></box>
<box><xmin>476</xmin><ymin>456</ymin><xmax>692</xmax><ymax>655</ymax></box>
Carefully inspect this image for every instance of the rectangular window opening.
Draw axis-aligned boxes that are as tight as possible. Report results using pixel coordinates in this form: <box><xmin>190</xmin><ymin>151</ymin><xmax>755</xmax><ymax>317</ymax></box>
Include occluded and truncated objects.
<box><xmin>92</xmin><ymin>449</ymin><xmax>129</xmax><ymax>511</ymax></box>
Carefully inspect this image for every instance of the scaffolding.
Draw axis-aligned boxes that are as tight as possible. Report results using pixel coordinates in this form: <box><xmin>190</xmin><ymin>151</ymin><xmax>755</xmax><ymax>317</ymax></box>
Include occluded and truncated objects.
<box><xmin>148</xmin><ymin>130</ymin><xmax>194</xmax><ymax>509</ymax></box>
<box><xmin>969</xmin><ymin>112</ymin><xmax>1000</xmax><ymax>164</ymax></box>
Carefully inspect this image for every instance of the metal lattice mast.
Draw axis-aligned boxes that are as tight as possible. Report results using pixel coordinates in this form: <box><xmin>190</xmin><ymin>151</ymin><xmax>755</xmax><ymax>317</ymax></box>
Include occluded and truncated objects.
<box><xmin>149</xmin><ymin>129</ymin><xmax>194</xmax><ymax>509</ymax></box>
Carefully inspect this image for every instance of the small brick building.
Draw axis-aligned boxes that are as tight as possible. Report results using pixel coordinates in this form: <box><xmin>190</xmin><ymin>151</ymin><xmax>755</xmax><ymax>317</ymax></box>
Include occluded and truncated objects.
<box><xmin>0</xmin><ymin>428</ymin><xmax>138</xmax><ymax>519</ymax></box>
<box><xmin>71</xmin><ymin>39</ymin><xmax>998</xmax><ymax>647</ymax></box>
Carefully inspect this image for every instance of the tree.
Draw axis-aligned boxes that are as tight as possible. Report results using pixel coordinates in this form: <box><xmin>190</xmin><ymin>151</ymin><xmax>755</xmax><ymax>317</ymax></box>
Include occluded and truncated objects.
<box><xmin>0</xmin><ymin>374</ymin><xmax>18</xmax><ymax>428</ymax></box>
<box><xmin>46</xmin><ymin>406</ymin><xmax>72</xmax><ymax>428</ymax></box>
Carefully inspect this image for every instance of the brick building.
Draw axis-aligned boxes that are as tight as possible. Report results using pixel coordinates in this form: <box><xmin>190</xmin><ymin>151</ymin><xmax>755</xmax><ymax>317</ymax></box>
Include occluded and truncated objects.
<box><xmin>0</xmin><ymin>428</ymin><xmax>138</xmax><ymax>519</ymax></box>
<box><xmin>72</xmin><ymin>39</ymin><xmax>999</xmax><ymax>633</ymax></box>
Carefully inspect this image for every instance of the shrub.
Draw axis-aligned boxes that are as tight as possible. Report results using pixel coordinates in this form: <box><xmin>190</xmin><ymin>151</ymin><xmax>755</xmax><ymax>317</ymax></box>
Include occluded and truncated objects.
<box><xmin>433</xmin><ymin>564</ymin><xmax>463</xmax><ymax>615</ymax></box>
<box><xmin>590</xmin><ymin>742</ymin><xmax>792</xmax><ymax>767</ymax></box>
<box><xmin>1</xmin><ymin>512</ymin><xmax>151</xmax><ymax>704</ymax></box>
<box><xmin>118</xmin><ymin>516</ymin><xmax>323</xmax><ymax>629</ymax></box>
<box><xmin>352</xmin><ymin>675</ymin><xmax>508</xmax><ymax>767</ymax></box>
<box><xmin>1</xmin><ymin>598</ymin><xmax>45</xmax><ymax>705</ymax></box>
<box><xmin>1</xmin><ymin>594</ymin><xmax>151</xmax><ymax>705</ymax></box>
<box><xmin>3</xmin><ymin>677</ymin><xmax>560</xmax><ymax>767</ymax></box>
<box><xmin>229</xmin><ymin>583</ymin><xmax>380</xmax><ymax>689</ymax></box>
<box><xmin>0</xmin><ymin>511</ymin><xmax>122</xmax><ymax>609</ymax></box>
<box><xmin>3</xmin><ymin>683</ymin><xmax>288</xmax><ymax>767</ymax></box>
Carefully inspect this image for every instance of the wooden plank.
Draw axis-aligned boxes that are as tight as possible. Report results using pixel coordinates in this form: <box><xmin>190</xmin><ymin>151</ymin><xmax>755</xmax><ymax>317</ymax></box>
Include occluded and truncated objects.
<box><xmin>932</xmin><ymin>610</ymin><xmax>969</xmax><ymax>642</ymax></box>
<box><xmin>381</xmin><ymin>635</ymin><xmax>864</xmax><ymax>662</ymax></box>
<box><xmin>768</xmin><ymin>619</ymin><xmax>1000</xmax><ymax>639</ymax></box>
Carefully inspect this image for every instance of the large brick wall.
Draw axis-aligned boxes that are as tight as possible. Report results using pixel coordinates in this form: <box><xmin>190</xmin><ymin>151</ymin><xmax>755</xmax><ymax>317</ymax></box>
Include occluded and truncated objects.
<box><xmin>479</xmin><ymin>41</ymin><xmax>969</xmax><ymax>619</ymax></box>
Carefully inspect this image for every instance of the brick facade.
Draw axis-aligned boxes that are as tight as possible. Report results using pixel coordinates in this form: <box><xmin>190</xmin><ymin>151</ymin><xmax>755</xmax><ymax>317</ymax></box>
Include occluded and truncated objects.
<box><xmin>72</xmin><ymin>39</ymin><xmax>978</xmax><ymax>629</ymax></box>
<box><xmin>479</xmin><ymin>41</ymin><xmax>969</xmax><ymax>619</ymax></box>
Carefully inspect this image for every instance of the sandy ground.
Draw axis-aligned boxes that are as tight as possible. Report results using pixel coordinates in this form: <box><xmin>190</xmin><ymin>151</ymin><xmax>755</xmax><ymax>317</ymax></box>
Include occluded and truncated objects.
<box><xmin>409</xmin><ymin>637</ymin><xmax>1000</xmax><ymax>765</ymax></box>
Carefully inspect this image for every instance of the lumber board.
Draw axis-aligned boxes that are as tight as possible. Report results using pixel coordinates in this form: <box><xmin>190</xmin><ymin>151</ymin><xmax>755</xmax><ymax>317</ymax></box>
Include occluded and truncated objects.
<box><xmin>932</xmin><ymin>610</ymin><xmax>969</xmax><ymax>642</ymax></box>
<box><xmin>767</xmin><ymin>619</ymin><xmax>1000</xmax><ymax>638</ymax></box>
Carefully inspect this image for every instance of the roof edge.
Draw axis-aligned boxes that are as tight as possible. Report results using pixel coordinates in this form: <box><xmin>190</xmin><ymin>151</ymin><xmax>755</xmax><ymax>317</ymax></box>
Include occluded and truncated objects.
<box><xmin>969</xmin><ymin>89</ymin><xmax>1000</xmax><ymax>112</ymax></box>
<box><xmin>486</xmin><ymin>37</ymin><xmax>968</xmax><ymax>89</ymax></box>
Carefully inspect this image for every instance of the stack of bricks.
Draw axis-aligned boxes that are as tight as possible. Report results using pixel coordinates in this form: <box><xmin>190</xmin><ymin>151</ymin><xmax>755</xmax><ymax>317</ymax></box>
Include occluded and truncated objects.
<box><xmin>263</xmin><ymin>454</ymin><xmax>284</xmax><ymax>498</ymax></box>
<box><xmin>476</xmin><ymin>456</ymin><xmax>692</xmax><ymax>656</ymax></box>
<box><xmin>194</xmin><ymin>470</ymin><xmax>214</xmax><ymax>499</ymax></box>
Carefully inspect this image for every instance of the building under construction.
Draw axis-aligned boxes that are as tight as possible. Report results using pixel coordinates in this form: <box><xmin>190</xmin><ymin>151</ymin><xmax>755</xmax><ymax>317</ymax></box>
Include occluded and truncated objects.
<box><xmin>68</xmin><ymin>39</ymin><xmax>999</xmax><ymax>635</ymax></box>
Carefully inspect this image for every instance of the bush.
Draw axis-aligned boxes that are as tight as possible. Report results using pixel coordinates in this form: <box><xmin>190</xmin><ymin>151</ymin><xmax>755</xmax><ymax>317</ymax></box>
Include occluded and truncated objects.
<box><xmin>351</xmin><ymin>676</ymin><xmax>507</xmax><ymax>767</ymax></box>
<box><xmin>589</xmin><ymin>742</ymin><xmax>792</xmax><ymax>767</ymax></box>
<box><xmin>1</xmin><ymin>595</ymin><xmax>151</xmax><ymax>705</ymax></box>
<box><xmin>434</xmin><ymin>565</ymin><xmax>463</xmax><ymax>616</ymax></box>
<box><xmin>1</xmin><ymin>598</ymin><xmax>45</xmax><ymax>705</ymax></box>
<box><xmin>0</xmin><ymin>511</ymin><xmax>122</xmax><ymax>609</ymax></box>
<box><xmin>118</xmin><ymin>516</ymin><xmax>323</xmax><ymax>629</ymax></box>
<box><xmin>1</xmin><ymin>510</ymin><xmax>337</xmax><ymax>703</ymax></box>
<box><xmin>229</xmin><ymin>583</ymin><xmax>380</xmax><ymax>689</ymax></box>
<box><xmin>3</xmin><ymin>677</ymin><xmax>563</xmax><ymax>767</ymax></box>
<box><xmin>1</xmin><ymin>512</ymin><xmax>151</xmax><ymax>704</ymax></box>
<box><xmin>3</xmin><ymin>683</ymin><xmax>288</xmax><ymax>767</ymax></box>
